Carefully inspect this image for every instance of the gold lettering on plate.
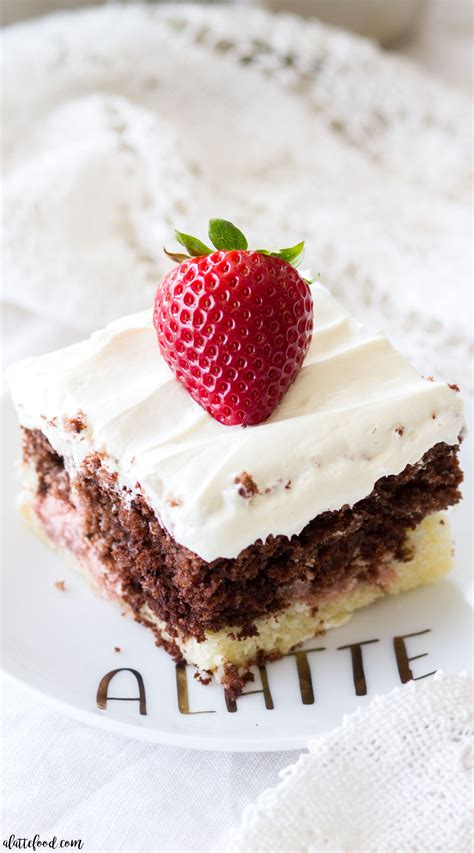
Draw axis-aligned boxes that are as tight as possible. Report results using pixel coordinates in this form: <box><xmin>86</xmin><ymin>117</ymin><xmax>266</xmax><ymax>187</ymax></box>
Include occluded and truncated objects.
<box><xmin>96</xmin><ymin>628</ymin><xmax>437</xmax><ymax>715</ymax></box>
<box><xmin>337</xmin><ymin>639</ymin><xmax>380</xmax><ymax>696</ymax></box>
<box><xmin>225</xmin><ymin>664</ymin><xmax>274</xmax><ymax>713</ymax></box>
<box><xmin>175</xmin><ymin>663</ymin><xmax>215</xmax><ymax>715</ymax></box>
<box><xmin>285</xmin><ymin>647</ymin><xmax>326</xmax><ymax>704</ymax></box>
<box><xmin>97</xmin><ymin>667</ymin><xmax>147</xmax><ymax>715</ymax></box>
<box><xmin>393</xmin><ymin>629</ymin><xmax>435</xmax><ymax>683</ymax></box>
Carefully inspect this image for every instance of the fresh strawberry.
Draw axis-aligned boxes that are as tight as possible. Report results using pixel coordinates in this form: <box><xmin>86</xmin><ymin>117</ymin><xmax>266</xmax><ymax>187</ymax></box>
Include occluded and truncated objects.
<box><xmin>153</xmin><ymin>219</ymin><xmax>313</xmax><ymax>427</ymax></box>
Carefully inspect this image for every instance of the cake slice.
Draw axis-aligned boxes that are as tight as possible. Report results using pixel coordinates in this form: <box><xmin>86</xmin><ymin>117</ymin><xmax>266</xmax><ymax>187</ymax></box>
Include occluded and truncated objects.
<box><xmin>7</xmin><ymin>279</ymin><xmax>464</xmax><ymax>696</ymax></box>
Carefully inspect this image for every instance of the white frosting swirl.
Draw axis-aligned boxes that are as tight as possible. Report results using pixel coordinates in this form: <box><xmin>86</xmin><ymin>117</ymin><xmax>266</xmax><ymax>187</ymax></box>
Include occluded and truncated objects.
<box><xmin>7</xmin><ymin>284</ymin><xmax>464</xmax><ymax>561</ymax></box>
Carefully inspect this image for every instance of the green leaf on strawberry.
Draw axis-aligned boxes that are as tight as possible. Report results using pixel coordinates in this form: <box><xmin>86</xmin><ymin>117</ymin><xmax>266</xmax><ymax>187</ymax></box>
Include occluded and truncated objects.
<box><xmin>273</xmin><ymin>241</ymin><xmax>306</xmax><ymax>267</ymax></box>
<box><xmin>163</xmin><ymin>249</ymin><xmax>193</xmax><ymax>263</ymax></box>
<box><xmin>257</xmin><ymin>241</ymin><xmax>306</xmax><ymax>268</ymax></box>
<box><xmin>208</xmin><ymin>219</ymin><xmax>248</xmax><ymax>251</ymax></box>
<box><xmin>164</xmin><ymin>219</ymin><xmax>311</xmax><ymax>279</ymax></box>
<box><xmin>175</xmin><ymin>230</ymin><xmax>212</xmax><ymax>257</ymax></box>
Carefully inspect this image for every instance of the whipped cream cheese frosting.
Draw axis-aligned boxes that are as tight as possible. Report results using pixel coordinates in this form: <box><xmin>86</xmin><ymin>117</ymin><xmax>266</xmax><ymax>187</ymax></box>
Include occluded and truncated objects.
<box><xmin>7</xmin><ymin>284</ymin><xmax>464</xmax><ymax>561</ymax></box>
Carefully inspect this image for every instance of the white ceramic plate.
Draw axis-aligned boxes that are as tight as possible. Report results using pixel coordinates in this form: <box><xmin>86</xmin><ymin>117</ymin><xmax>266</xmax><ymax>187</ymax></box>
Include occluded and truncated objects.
<box><xmin>2</xmin><ymin>397</ymin><xmax>472</xmax><ymax>751</ymax></box>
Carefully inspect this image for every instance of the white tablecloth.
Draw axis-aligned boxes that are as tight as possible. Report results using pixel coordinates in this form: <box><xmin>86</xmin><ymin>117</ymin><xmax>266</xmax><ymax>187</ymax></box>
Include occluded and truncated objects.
<box><xmin>3</xmin><ymin>673</ymin><xmax>472</xmax><ymax>852</ymax></box>
<box><xmin>2</xmin><ymin>678</ymin><xmax>298</xmax><ymax>851</ymax></box>
<box><xmin>2</xmin><ymin>4</ymin><xmax>472</xmax><ymax>851</ymax></box>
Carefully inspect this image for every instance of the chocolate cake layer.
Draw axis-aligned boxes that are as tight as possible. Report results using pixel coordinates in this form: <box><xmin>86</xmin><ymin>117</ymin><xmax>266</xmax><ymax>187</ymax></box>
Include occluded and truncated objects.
<box><xmin>23</xmin><ymin>428</ymin><xmax>462</xmax><ymax>640</ymax></box>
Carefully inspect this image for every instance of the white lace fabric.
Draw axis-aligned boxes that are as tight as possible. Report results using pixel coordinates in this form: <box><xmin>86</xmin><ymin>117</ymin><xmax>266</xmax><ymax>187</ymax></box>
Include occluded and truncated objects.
<box><xmin>225</xmin><ymin>673</ymin><xmax>473</xmax><ymax>852</ymax></box>
<box><xmin>1</xmin><ymin>3</ymin><xmax>472</xmax><ymax>389</ymax></box>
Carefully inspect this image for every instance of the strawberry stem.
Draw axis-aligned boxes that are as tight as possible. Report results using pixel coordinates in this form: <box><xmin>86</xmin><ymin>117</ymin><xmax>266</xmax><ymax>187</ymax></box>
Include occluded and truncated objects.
<box><xmin>164</xmin><ymin>219</ymin><xmax>310</xmax><ymax>276</ymax></box>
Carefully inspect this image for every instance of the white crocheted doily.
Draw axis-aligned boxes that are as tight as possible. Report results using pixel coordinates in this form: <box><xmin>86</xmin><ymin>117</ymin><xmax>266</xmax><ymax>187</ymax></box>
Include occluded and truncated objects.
<box><xmin>224</xmin><ymin>673</ymin><xmax>473</xmax><ymax>852</ymax></box>
<box><xmin>2</xmin><ymin>3</ymin><xmax>472</xmax><ymax>388</ymax></box>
